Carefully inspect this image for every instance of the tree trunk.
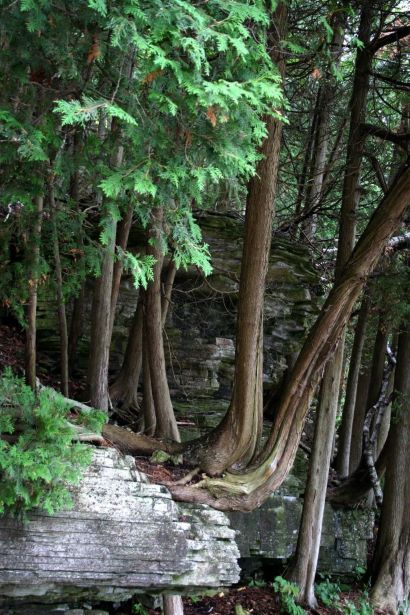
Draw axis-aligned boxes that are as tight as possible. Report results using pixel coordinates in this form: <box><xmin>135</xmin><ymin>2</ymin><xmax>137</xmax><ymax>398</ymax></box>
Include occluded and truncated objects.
<box><xmin>25</xmin><ymin>194</ymin><xmax>44</xmax><ymax>390</ymax></box>
<box><xmin>288</xmin><ymin>13</ymin><xmax>348</xmax><ymax>606</ymax></box>
<box><xmin>109</xmin><ymin>293</ymin><xmax>144</xmax><ymax>410</ymax></box>
<box><xmin>87</xmin><ymin>125</ymin><xmax>124</xmax><ymax>410</ymax></box>
<box><xmin>370</xmin><ymin>315</ymin><xmax>410</xmax><ymax>614</ymax></box>
<box><xmin>109</xmin><ymin>259</ymin><xmax>176</xmax><ymax>417</ymax></box>
<box><xmin>335</xmin><ymin>2</ymin><xmax>373</xmax><ymax>277</ymax></box>
<box><xmin>145</xmin><ymin>208</ymin><xmax>180</xmax><ymax>442</ymax></box>
<box><xmin>168</xmin><ymin>163</ymin><xmax>410</xmax><ymax>511</ymax></box>
<box><xmin>68</xmin><ymin>285</ymin><xmax>85</xmax><ymax>373</ymax></box>
<box><xmin>49</xmin><ymin>182</ymin><xmax>69</xmax><ymax>397</ymax></box>
<box><xmin>163</xmin><ymin>595</ymin><xmax>184</xmax><ymax>615</ymax></box>
<box><xmin>289</xmin><ymin>341</ymin><xmax>344</xmax><ymax>607</ymax></box>
<box><xmin>335</xmin><ymin>296</ymin><xmax>369</xmax><ymax>477</ymax></box>
<box><xmin>109</xmin><ymin>202</ymin><xmax>134</xmax><ymax>337</ymax></box>
<box><xmin>366</xmin><ymin>321</ymin><xmax>388</xmax><ymax>410</ymax></box>
<box><xmin>349</xmin><ymin>360</ymin><xmax>372</xmax><ymax>473</ymax></box>
<box><xmin>300</xmin><ymin>84</ymin><xmax>331</xmax><ymax>241</ymax></box>
<box><xmin>67</xmin><ymin>138</ymin><xmax>85</xmax><ymax>373</ymax></box>
<box><xmin>183</xmin><ymin>3</ymin><xmax>287</xmax><ymax>474</ymax></box>
<box><xmin>142</xmin><ymin>323</ymin><xmax>156</xmax><ymax>436</ymax></box>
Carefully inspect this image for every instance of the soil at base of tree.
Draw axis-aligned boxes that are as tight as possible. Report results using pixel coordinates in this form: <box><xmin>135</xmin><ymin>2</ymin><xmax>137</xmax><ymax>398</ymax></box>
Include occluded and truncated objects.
<box><xmin>99</xmin><ymin>585</ymin><xmax>370</xmax><ymax>615</ymax></box>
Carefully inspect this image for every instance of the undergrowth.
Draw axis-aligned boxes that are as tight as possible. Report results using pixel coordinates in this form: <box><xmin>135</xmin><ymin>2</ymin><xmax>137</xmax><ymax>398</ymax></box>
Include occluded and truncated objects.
<box><xmin>0</xmin><ymin>368</ymin><xmax>105</xmax><ymax>517</ymax></box>
<box><xmin>272</xmin><ymin>575</ymin><xmax>373</xmax><ymax>615</ymax></box>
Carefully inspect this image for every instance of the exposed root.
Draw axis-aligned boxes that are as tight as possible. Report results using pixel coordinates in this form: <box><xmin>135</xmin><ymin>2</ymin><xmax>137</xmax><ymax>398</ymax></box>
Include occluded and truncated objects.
<box><xmin>102</xmin><ymin>423</ymin><xmax>183</xmax><ymax>456</ymax></box>
<box><xmin>173</xmin><ymin>467</ymin><xmax>200</xmax><ymax>485</ymax></box>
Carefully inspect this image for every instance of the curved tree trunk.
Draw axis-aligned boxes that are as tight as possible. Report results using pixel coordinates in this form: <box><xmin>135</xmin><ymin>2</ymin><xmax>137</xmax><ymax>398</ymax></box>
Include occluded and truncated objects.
<box><xmin>328</xmin><ymin>439</ymin><xmax>389</xmax><ymax>507</ymax></box>
<box><xmin>335</xmin><ymin>296</ymin><xmax>369</xmax><ymax>477</ymax></box>
<box><xmin>168</xmin><ymin>165</ymin><xmax>410</xmax><ymax>511</ymax></box>
<box><xmin>183</xmin><ymin>3</ymin><xmax>287</xmax><ymax>474</ymax></box>
<box><xmin>370</xmin><ymin>315</ymin><xmax>410</xmax><ymax>614</ymax></box>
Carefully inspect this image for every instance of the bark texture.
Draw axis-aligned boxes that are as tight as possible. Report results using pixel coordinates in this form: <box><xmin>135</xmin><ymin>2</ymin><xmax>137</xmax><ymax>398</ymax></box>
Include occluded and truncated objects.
<box><xmin>145</xmin><ymin>208</ymin><xmax>180</xmax><ymax>441</ymax></box>
<box><xmin>168</xmin><ymin>165</ymin><xmax>410</xmax><ymax>510</ymax></box>
<box><xmin>25</xmin><ymin>194</ymin><xmax>44</xmax><ymax>390</ymax></box>
<box><xmin>289</xmin><ymin>341</ymin><xmax>344</xmax><ymax>607</ymax></box>
<box><xmin>184</xmin><ymin>3</ymin><xmax>287</xmax><ymax>475</ymax></box>
<box><xmin>163</xmin><ymin>596</ymin><xmax>184</xmax><ymax>615</ymax></box>
<box><xmin>370</xmin><ymin>316</ymin><xmax>410</xmax><ymax>614</ymax></box>
<box><xmin>49</xmin><ymin>182</ymin><xmax>69</xmax><ymax>397</ymax></box>
<box><xmin>335</xmin><ymin>297</ymin><xmax>369</xmax><ymax>477</ymax></box>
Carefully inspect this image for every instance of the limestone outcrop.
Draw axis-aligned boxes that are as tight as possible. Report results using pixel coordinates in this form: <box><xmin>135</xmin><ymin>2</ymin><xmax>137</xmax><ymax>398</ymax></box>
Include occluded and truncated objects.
<box><xmin>0</xmin><ymin>448</ymin><xmax>240</xmax><ymax>606</ymax></box>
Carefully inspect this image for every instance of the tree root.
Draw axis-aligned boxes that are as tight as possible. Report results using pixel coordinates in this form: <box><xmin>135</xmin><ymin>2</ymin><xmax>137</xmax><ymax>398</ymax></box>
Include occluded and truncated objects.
<box><xmin>173</xmin><ymin>467</ymin><xmax>200</xmax><ymax>485</ymax></box>
<box><xmin>102</xmin><ymin>423</ymin><xmax>184</xmax><ymax>456</ymax></box>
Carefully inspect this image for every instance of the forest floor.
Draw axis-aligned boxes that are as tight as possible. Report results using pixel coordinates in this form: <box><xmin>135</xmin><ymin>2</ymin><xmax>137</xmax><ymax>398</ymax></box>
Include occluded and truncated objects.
<box><xmin>104</xmin><ymin>583</ymin><xmax>369</xmax><ymax>615</ymax></box>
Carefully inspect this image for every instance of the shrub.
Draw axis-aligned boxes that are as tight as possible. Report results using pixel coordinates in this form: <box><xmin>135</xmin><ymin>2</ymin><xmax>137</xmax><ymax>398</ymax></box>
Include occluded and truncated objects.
<box><xmin>273</xmin><ymin>576</ymin><xmax>306</xmax><ymax>615</ymax></box>
<box><xmin>0</xmin><ymin>368</ymin><xmax>103</xmax><ymax>516</ymax></box>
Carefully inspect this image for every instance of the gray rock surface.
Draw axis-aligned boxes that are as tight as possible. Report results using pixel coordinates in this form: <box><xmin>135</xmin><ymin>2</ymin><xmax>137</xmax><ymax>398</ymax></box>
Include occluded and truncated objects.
<box><xmin>36</xmin><ymin>212</ymin><xmax>317</xmax><ymax>427</ymax></box>
<box><xmin>228</xmin><ymin>495</ymin><xmax>373</xmax><ymax>576</ymax></box>
<box><xmin>0</xmin><ymin>448</ymin><xmax>240</xmax><ymax>606</ymax></box>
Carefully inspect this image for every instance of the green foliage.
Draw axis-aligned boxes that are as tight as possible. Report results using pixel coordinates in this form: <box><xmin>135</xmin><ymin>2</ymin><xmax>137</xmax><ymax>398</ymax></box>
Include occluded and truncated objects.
<box><xmin>315</xmin><ymin>575</ymin><xmax>373</xmax><ymax>615</ymax></box>
<box><xmin>272</xmin><ymin>576</ymin><xmax>306</xmax><ymax>615</ymax></box>
<box><xmin>54</xmin><ymin>98</ymin><xmax>138</xmax><ymax>128</ymax></box>
<box><xmin>72</xmin><ymin>408</ymin><xmax>107</xmax><ymax>434</ymax></box>
<box><xmin>248</xmin><ymin>578</ymin><xmax>267</xmax><ymax>588</ymax></box>
<box><xmin>132</xmin><ymin>603</ymin><xmax>149</xmax><ymax>615</ymax></box>
<box><xmin>117</xmin><ymin>249</ymin><xmax>156</xmax><ymax>289</ymax></box>
<box><xmin>342</xmin><ymin>595</ymin><xmax>373</xmax><ymax>615</ymax></box>
<box><xmin>315</xmin><ymin>578</ymin><xmax>341</xmax><ymax>607</ymax></box>
<box><xmin>0</xmin><ymin>0</ymin><xmax>287</xmax><ymax>313</ymax></box>
<box><xmin>0</xmin><ymin>369</ymin><xmax>98</xmax><ymax>517</ymax></box>
<box><xmin>171</xmin><ymin>211</ymin><xmax>212</xmax><ymax>275</ymax></box>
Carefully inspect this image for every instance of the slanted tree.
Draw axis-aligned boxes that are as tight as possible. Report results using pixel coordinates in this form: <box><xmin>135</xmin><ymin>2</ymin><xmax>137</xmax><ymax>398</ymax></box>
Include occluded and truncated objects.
<box><xmin>168</xmin><ymin>163</ymin><xmax>410</xmax><ymax>510</ymax></box>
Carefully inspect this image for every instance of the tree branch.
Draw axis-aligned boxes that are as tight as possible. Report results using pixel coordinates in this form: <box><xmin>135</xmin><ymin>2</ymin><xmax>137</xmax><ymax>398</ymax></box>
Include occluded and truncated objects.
<box><xmin>370</xmin><ymin>71</ymin><xmax>410</xmax><ymax>92</ymax></box>
<box><xmin>363</xmin><ymin>151</ymin><xmax>388</xmax><ymax>193</ymax></box>
<box><xmin>361</xmin><ymin>123</ymin><xmax>410</xmax><ymax>145</ymax></box>
<box><xmin>370</xmin><ymin>25</ymin><xmax>410</xmax><ymax>52</ymax></box>
<box><xmin>387</xmin><ymin>232</ymin><xmax>410</xmax><ymax>251</ymax></box>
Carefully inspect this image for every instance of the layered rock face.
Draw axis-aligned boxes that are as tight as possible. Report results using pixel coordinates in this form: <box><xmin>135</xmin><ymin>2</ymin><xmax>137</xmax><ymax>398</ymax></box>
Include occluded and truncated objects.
<box><xmin>0</xmin><ymin>446</ymin><xmax>374</xmax><ymax>612</ymax></box>
<box><xmin>229</xmin><ymin>494</ymin><xmax>373</xmax><ymax>577</ymax></box>
<box><xmin>36</xmin><ymin>212</ymin><xmax>317</xmax><ymax>431</ymax></box>
<box><xmin>0</xmin><ymin>448</ymin><xmax>240</xmax><ymax>607</ymax></box>
<box><xmin>27</xmin><ymin>212</ymin><xmax>374</xmax><ymax>589</ymax></box>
